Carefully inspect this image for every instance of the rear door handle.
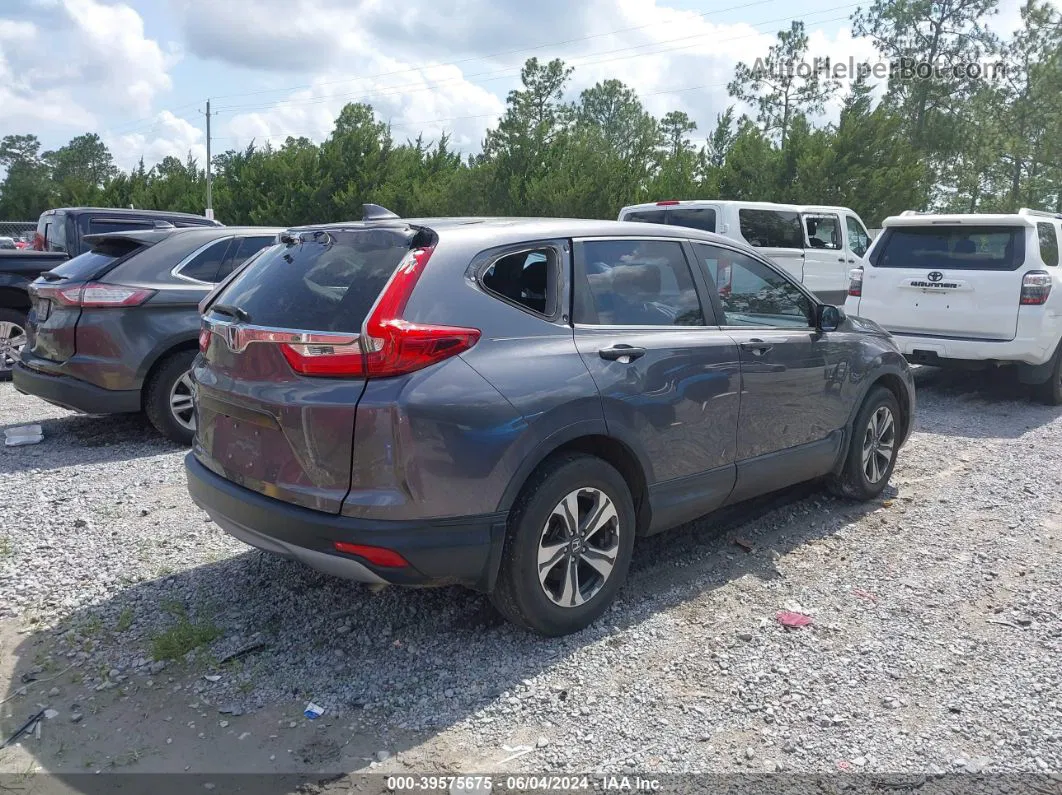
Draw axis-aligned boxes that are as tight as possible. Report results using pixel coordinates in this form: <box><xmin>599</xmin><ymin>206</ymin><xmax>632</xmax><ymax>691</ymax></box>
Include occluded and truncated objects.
<box><xmin>739</xmin><ymin>339</ymin><xmax>778</xmax><ymax>356</ymax></box>
<box><xmin>599</xmin><ymin>345</ymin><xmax>647</xmax><ymax>362</ymax></box>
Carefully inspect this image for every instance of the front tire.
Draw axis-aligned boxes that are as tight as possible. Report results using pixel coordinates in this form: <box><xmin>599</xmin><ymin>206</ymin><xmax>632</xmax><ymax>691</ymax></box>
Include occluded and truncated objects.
<box><xmin>144</xmin><ymin>350</ymin><xmax>198</xmax><ymax>445</ymax></box>
<box><xmin>491</xmin><ymin>453</ymin><xmax>636</xmax><ymax>637</ymax></box>
<box><xmin>828</xmin><ymin>386</ymin><xmax>902</xmax><ymax>501</ymax></box>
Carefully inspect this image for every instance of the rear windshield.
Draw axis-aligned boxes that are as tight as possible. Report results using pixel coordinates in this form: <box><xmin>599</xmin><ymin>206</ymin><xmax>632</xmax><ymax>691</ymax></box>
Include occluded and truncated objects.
<box><xmin>47</xmin><ymin>239</ymin><xmax>145</xmax><ymax>280</ymax></box>
<box><xmin>872</xmin><ymin>225</ymin><xmax>1026</xmax><ymax>271</ymax></box>
<box><xmin>212</xmin><ymin>228</ymin><xmax>415</xmax><ymax>332</ymax></box>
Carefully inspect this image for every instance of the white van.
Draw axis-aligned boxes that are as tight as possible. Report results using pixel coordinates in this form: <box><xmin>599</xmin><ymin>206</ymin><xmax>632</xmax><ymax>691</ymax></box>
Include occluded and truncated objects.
<box><xmin>617</xmin><ymin>200</ymin><xmax>874</xmax><ymax>302</ymax></box>
<box><xmin>845</xmin><ymin>208</ymin><xmax>1062</xmax><ymax>403</ymax></box>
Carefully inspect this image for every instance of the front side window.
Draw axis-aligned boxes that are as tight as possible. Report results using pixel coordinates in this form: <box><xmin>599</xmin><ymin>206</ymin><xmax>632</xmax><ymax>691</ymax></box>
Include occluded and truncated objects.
<box><xmin>481</xmin><ymin>248</ymin><xmax>554</xmax><ymax>315</ymax></box>
<box><xmin>177</xmin><ymin>238</ymin><xmax>233</xmax><ymax>283</ymax></box>
<box><xmin>846</xmin><ymin>215</ymin><xmax>871</xmax><ymax>257</ymax></box>
<box><xmin>1037</xmin><ymin>222</ymin><xmax>1059</xmax><ymax>267</ymax></box>
<box><xmin>738</xmin><ymin>209</ymin><xmax>803</xmax><ymax>249</ymax></box>
<box><xmin>804</xmin><ymin>214</ymin><xmax>842</xmax><ymax>250</ymax></box>
<box><xmin>694</xmin><ymin>243</ymin><xmax>813</xmax><ymax>328</ymax></box>
<box><xmin>574</xmin><ymin>239</ymin><xmax>705</xmax><ymax>327</ymax></box>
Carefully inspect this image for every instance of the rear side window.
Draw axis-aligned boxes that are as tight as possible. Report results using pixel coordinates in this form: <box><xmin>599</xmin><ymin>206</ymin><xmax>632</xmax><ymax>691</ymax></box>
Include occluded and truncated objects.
<box><xmin>1037</xmin><ymin>222</ymin><xmax>1059</xmax><ymax>267</ymax></box>
<box><xmin>739</xmin><ymin>209</ymin><xmax>803</xmax><ymax>248</ymax></box>
<box><xmin>622</xmin><ymin>208</ymin><xmax>716</xmax><ymax>233</ymax></box>
<box><xmin>47</xmin><ymin>240</ymin><xmax>144</xmax><ymax>280</ymax></box>
<box><xmin>872</xmin><ymin>226</ymin><xmax>1025</xmax><ymax>271</ymax></box>
<box><xmin>214</xmin><ymin>228</ymin><xmax>416</xmax><ymax>333</ymax></box>
<box><xmin>481</xmin><ymin>248</ymin><xmax>555</xmax><ymax>316</ymax></box>
<box><xmin>177</xmin><ymin>238</ymin><xmax>232</xmax><ymax>283</ymax></box>
<box><xmin>89</xmin><ymin>219</ymin><xmax>156</xmax><ymax>235</ymax></box>
<box><xmin>622</xmin><ymin>210</ymin><xmax>668</xmax><ymax>225</ymax></box>
<box><xmin>215</xmin><ymin>235</ymin><xmax>276</xmax><ymax>281</ymax></box>
<box><xmin>573</xmin><ymin>239</ymin><xmax>705</xmax><ymax>326</ymax></box>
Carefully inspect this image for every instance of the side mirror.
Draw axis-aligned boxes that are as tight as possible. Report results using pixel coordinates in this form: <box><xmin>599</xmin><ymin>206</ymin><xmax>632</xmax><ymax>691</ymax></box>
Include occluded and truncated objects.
<box><xmin>817</xmin><ymin>304</ymin><xmax>843</xmax><ymax>332</ymax></box>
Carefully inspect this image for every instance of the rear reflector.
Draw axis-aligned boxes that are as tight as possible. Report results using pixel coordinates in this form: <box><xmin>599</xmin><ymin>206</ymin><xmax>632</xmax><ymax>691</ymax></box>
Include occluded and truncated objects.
<box><xmin>45</xmin><ymin>282</ymin><xmax>155</xmax><ymax>308</ymax></box>
<box><xmin>848</xmin><ymin>266</ymin><xmax>864</xmax><ymax>297</ymax></box>
<box><xmin>333</xmin><ymin>541</ymin><xmax>409</xmax><ymax>568</ymax></box>
<box><xmin>1020</xmin><ymin>271</ymin><xmax>1052</xmax><ymax>305</ymax></box>
<box><xmin>280</xmin><ymin>245</ymin><xmax>481</xmax><ymax>378</ymax></box>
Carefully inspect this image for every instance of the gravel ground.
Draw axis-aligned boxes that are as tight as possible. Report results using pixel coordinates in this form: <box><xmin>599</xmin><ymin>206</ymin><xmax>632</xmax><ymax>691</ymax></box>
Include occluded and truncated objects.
<box><xmin>1</xmin><ymin>368</ymin><xmax>1061</xmax><ymax>781</ymax></box>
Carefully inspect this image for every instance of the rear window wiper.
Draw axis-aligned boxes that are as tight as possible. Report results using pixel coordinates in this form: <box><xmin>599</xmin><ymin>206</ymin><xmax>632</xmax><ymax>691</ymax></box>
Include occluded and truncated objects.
<box><xmin>212</xmin><ymin>303</ymin><xmax>251</xmax><ymax>323</ymax></box>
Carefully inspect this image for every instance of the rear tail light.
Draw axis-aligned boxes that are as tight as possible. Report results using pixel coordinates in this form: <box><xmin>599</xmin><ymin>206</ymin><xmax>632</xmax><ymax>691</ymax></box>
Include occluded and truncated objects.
<box><xmin>44</xmin><ymin>282</ymin><xmax>155</xmax><ymax>308</ymax></box>
<box><xmin>333</xmin><ymin>541</ymin><xmax>409</xmax><ymax>568</ymax></box>
<box><xmin>848</xmin><ymin>266</ymin><xmax>864</xmax><ymax>297</ymax></box>
<box><xmin>280</xmin><ymin>246</ymin><xmax>481</xmax><ymax>378</ymax></box>
<box><xmin>656</xmin><ymin>200</ymin><xmax>680</xmax><ymax>206</ymax></box>
<box><xmin>1020</xmin><ymin>271</ymin><xmax>1052</xmax><ymax>305</ymax></box>
<box><xmin>199</xmin><ymin>326</ymin><xmax>211</xmax><ymax>353</ymax></box>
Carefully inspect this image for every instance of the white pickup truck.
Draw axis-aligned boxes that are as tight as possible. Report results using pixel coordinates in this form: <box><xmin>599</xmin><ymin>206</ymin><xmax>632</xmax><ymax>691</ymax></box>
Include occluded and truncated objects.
<box><xmin>845</xmin><ymin>208</ymin><xmax>1062</xmax><ymax>403</ymax></box>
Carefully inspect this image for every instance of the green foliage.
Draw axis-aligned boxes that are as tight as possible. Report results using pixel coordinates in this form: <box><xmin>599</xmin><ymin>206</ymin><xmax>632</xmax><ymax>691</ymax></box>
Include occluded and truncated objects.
<box><xmin>149</xmin><ymin>602</ymin><xmax>222</xmax><ymax>661</ymax></box>
<box><xmin>2</xmin><ymin>3</ymin><xmax>1061</xmax><ymax>228</ymax></box>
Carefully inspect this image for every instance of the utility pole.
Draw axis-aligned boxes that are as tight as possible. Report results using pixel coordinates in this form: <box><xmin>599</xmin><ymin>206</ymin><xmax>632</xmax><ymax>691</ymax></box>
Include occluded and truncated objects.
<box><xmin>201</xmin><ymin>99</ymin><xmax>214</xmax><ymax>220</ymax></box>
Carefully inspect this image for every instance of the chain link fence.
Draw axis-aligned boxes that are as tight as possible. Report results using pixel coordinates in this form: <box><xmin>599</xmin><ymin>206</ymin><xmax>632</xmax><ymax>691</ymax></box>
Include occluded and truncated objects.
<box><xmin>0</xmin><ymin>221</ymin><xmax>36</xmax><ymax>247</ymax></box>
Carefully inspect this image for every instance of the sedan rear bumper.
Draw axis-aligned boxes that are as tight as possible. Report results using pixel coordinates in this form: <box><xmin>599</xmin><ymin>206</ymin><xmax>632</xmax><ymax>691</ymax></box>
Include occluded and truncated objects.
<box><xmin>13</xmin><ymin>361</ymin><xmax>141</xmax><ymax>414</ymax></box>
<box><xmin>185</xmin><ymin>453</ymin><xmax>508</xmax><ymax>591</ymax></box>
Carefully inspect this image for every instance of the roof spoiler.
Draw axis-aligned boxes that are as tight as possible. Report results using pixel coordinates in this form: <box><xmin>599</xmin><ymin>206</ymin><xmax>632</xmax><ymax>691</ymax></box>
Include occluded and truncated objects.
<box><xmin>362</xmin><ymin>203</ymin><xmax>400</xmax><ymax>221</ymax></box>
<box><xmin>1019</xmin><ymin>207</ymin><xmax>1062</xmax><ymax>220</ymax></box>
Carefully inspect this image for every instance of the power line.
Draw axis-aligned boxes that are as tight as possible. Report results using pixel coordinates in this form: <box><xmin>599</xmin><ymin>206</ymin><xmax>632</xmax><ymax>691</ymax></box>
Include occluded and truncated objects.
<box><xmin>106</xmin><ymin>3</ymin><xmax>859</xmax><ymax>144</ymax></box>
<box><xmin>206</xmin><ymin>0</ymin><xmax>781</xmax><ymax>104</ymax></box>
<box><xmin>209</xmin><ymin>4</ymin><xmax>860</xmax><ymax>118</ymax></box>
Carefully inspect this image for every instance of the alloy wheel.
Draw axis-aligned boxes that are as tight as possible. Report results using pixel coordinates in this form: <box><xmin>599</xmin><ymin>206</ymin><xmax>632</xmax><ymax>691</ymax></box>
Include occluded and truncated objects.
<box><xmin>861</xmin><ymin>405</ymin><xmax>896</xmax><ymax>484</ymax></box>
<box><xmin>0</xmin><ymin>320</ymin><xmax>27</xmax><ymax>373</ymax></box>
<box><xmin>537</xmin><ymin>487</ymin><xmax>621</xmax><ymax>608</ymax></box>
<box><xmin>169</xmin><ymin>371</ymin><xmax>196</xmax><ymax>431</ymax></box>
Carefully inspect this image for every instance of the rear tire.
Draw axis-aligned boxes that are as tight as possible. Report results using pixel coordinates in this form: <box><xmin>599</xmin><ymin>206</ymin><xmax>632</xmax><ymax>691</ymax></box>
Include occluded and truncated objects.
<box><xmin>827</xmin><ymin>386</ymin><xmax>902</xmax><ymax>501</ymax></box>
<box><xmin>0</xmin><ymin>307</ymin><xmax>28</xmax><ymax>383</ymax></box>
<box><xmin>144</xmin><ymin>350</ymin><xmax>199</xmax><ymax>445</ymax></box>
<box><xmin>1036</xmin><ymin>343</ymin><xmax>1062</xmax><ymax>406</ymax></box>
<box><xmin>490</xmin><ymin>453</ymin><xmax>636</xmax><ymax>637</ymax></box>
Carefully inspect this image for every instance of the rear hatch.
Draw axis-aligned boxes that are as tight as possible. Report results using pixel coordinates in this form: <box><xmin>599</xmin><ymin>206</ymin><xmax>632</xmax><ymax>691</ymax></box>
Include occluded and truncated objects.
<box><xmin>859</xmin><ymin>223</ymin><xmax>1028</xmax><ymax>340</ymax></box>
<box><xmin>26</xmin><ymin>238</ymin><xmax>149</xmax><ymax>363</ymax></box>
<box><xmin>194</xmin><ymin>224</ymin><xmax>467</xmax><ymax>515</ymax></box>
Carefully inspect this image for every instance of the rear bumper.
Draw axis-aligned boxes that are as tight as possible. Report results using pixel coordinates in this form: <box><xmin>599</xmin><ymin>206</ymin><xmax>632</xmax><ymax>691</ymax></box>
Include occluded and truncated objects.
<box><xmin>12</xmin><ymin>361</ymin><xmax>141</xmax><ymax>414</ymax></box>
<box><xmin>185</xmin><ymin>453</ymin><xmax>508</xmax><ymax>591</ymax></box>
<box><xmin>892</xmin><ymin>334</ymin><xmax>1052</xmax><ymax>366</ymax></box>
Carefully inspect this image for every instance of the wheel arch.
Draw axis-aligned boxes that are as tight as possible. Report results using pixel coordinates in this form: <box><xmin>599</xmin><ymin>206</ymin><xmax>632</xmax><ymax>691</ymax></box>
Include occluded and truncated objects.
<box><xmin>498</xmin><ymin>430</ymin><xmax>652</xmax><ymax>536</ymax></box>
<box><xmin>139</xmin><ymin>338</ymin><xmax>200</xmax><ymax>407</ymax></box>
<box><xmin>0</xmin><ymin>286</ymin><xmax>30</xmax><ymax>311</ymax></box>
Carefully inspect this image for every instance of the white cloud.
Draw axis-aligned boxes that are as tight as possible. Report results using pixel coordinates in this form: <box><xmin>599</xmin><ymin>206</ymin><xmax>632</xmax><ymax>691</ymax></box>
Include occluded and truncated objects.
<box><xmin>169</xmin><ymin>0</ymin><xmax>891</xmax><ymax>155</ymax></box>
<box><xmin>0</xmin><ymin>0</ymin><xmax>175</xmax><ymax>138</ymax></box>
<box><xmin>105</xmin><ymin>111</ymin><xmax>206</xmax><ymax>171</ymax></box>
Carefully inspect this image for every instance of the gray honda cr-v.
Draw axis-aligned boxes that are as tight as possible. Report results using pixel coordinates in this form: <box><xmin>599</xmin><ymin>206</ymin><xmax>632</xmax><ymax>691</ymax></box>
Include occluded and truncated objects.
<box><xmin>186</xmin><ymin>206</ymin><xmax>915</xmax><ymax>636</ymax></box>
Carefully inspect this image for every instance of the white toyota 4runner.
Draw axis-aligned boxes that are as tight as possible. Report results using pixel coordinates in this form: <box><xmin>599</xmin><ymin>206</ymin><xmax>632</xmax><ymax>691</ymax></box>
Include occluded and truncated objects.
<box><xmin>845</xmin><ymin>208</ymin><xmax>1062</xmax><ymax>404</ymax></box>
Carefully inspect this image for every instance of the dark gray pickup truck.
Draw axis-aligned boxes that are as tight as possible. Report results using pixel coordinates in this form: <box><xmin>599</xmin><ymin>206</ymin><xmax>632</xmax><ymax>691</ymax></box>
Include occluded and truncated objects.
<box><xmin>0</xmin><ymin>251</ymin><xmax>68</xmax><ymax>378</ymax></box>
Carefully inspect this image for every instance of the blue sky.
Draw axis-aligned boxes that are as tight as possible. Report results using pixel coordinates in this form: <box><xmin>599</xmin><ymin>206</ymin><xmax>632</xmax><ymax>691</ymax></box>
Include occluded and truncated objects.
<box><xmin>0</xmin><ymin>0</ymin><xmax>1043</xmax><ymax>172</ymax></box>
